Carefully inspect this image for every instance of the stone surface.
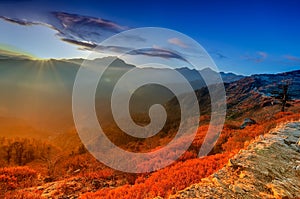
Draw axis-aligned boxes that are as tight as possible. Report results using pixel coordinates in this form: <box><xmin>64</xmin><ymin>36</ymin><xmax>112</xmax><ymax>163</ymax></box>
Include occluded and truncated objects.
<box><xmin>240</xmin><ymin>118</ymin><xmax>257</xmax><ymax>129</ymax></box>
<box><xmin>170</xmin><ymin>122</ymin><xmax>300</xmax><ymax>199</ymax></box>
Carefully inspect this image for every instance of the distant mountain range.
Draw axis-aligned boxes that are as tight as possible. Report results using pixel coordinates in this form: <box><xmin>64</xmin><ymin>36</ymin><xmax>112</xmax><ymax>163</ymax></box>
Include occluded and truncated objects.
<box><xmin>0</xmin><ymin>48</ymin><xmax>299</xmax><ymax>134</ymax></box>
<box><xmin>166</xmin><ymin>69</ymin><xmax>300</xmax><ymax>123</ymax></box>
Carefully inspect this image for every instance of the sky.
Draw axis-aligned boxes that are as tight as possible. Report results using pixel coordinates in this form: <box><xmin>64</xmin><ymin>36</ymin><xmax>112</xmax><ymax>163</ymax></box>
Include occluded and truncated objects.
<box><xmin>0</xmin><ymin>0</ymin><xmax>300</xmax><ymax>75</ymax></box>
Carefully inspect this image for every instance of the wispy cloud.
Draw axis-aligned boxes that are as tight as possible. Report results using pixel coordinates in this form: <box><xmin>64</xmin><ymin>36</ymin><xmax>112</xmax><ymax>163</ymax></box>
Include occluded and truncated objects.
<box><xmin>129</xmin><ymin>48</ymin><xmax>186</xmax><ymax>61</ymax></box>
<box><xmin>209</xmin><ymin>50</ymin><xmax>228</xmax><ymax>59</ymax></box>
<box><xmin>258</xmin><ymin>51</ymin><xmax>267</xmax><ymax>59</ymax></box>
<box><xmin>284</xmin><ymin>55</ymin><xmax>300</xmax><ymax>62</ymax></box>
<box><xmin>61</xmin><ymin>38</ymin><xmax>97</xmax><ymax>49</ymax></box>
<box><xmin>63</xmin><ymin>38</ymin><xmax>186</xmax><ymax>61</ymax></box>
<box><xmin>243</xmin><ymin>51</ymin><xmax>268</xmax><ymax>63</ymax></box>
<box><xmin>52</xmin><ymin>12</ymin><xmax>129</xmax><ymax>45</ymax></box>
<box><xmin>0</xmin><ymin>16</ymin><xmax>40</xmax><ymax>26</ymax></box>
<box><xmin>0</xmin><ymin>12</ymin><xmax>129</xmax><ymax>45</ymax></box>
<box><xmin>53</xmin><ymin>12</ymin><xmax>127</xmax><ymax>36</ymax></box>
<box><xmin>167</xmin><ymin>37</ymin><xmax>188</xmax><ymax>48</ymax></box>
<box><xmin>0</xmin><ymin>12</ymin><xmax>189</xmax><ymax>61</ymax></box>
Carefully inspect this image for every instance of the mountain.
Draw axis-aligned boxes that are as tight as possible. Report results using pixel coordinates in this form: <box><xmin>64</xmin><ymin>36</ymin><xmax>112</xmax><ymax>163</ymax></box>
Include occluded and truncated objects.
<box><xmin>0</xmin><ymin>48</ymin><xmax>34</xmax><ymax>60</ymax></box>
<box><xmin>0</xmin><ymin>57</ymin><xmax>80</xmax><ymax>131</ymax></box>
<box><xmin>166</xmin><ymin>69</ymin><xmax>300</xmax><ymax>121</ymax></box>
<box><xmin>1</xmin><ymin>50</ymin><xmax>300</xmax><ymax>198</ymax></box>
<box><xmin>226</xmin><ymin>69</ymin><xmax>300</xmax><ymax>118</ymax></box>
<box><xmin>176</xmin><ymin>67</ymin><xmax>244</xmax><ymax>86</ymax></box>
<box><xmin>0</xmin><ymin>51</ymin><xmax>242</xmax><ymax>132</ymax></box>
<box><xmin>0</xmin><ymin>48</ymin><xmax>299</xmax><ymax>144</ymax></box>
<box><xmin>220</xmin><ymin>71</ymin><xmax>244</xmax><ymax>82</ymax></box>
<box><xmin>170</xmin><ymin>122</ymin><xmax>300</xmax><ymax>199</ymax></box>
<box><xmin>251</xmin><ymin>70</ymin><xmax>300</xmax><ymax>99</ymax></box>
<box><xmin>0</xmin><ymin>116</ymin><xmax>54</xmax><ymax>140</ymax></box>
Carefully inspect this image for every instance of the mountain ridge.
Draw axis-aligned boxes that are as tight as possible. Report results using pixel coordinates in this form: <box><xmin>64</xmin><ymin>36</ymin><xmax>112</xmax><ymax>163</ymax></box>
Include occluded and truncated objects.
<box><xmin>2</xmin><ymin>47</ymin><xmax>300</xmax><ymax>83</ymax></box>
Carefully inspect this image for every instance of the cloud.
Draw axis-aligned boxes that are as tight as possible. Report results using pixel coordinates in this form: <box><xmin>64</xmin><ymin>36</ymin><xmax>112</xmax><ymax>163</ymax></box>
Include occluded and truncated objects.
<box><xmin>0</xmin><ymin>12</ymin><xmax>190</xmax><ymax>61</ymax></box>
<box><xmin>129</xmin><ymin>48</ymin><xmax>187</xmax><ymax>61</ymax></box>
<box><xmin>62</xmin><ymin>37</ymin><xmax>186</xmax><ymax>61</ymax></box>
<box><xmin>0</xmin><ymin>12</ymin><xmax>131</xmax><ymax>45</ymax></box>
<box><xmin>53</xmin><ymin>12</ymin><xmax>127</xmax><ymax>33</ymax></box>
<box><xmin>243</xmin><ymin>51</ymin><xmax>268</xmax><ymax>63</ymax></box>
<box><xmin>0</xmin><ymin>16</ymin><xmax>40</xmax><ymax>26</ymax></box>
<box><xmin>116</xmin><ymin>34</ymin><xmax>147</xmax><ymax>43</ymax></box>
<box><xmin>209</xmin><ymin>50</ymin><xmax>228</xmax><ymax>59</ymax></box>
<box><xmin>284</xmin><ymin>55</ymin><xmax>300</xmax><ymax>62</ymax></box>
<box><xmin>52</xmin><ymin>12</ymin><xmax>130</xmax><ymax>45</ymax></box>
<box><xmin>215</xmin><ymin>52</ymin><xmax>227</xmax><ymax>59</ymax></box>
<box><xmin>258</xmin><ymin>51</ymin><xmax>267</xmax><ymax>59</ymax></box>
<box><xmin>61</xmin><ymin>38</ymin><xmax>98</xmax><ymax>49</ymax></box>
<box><xmin>167</xmin><ymin>37</ymin><xmax>188</xmax><ymax>48</ymax></box>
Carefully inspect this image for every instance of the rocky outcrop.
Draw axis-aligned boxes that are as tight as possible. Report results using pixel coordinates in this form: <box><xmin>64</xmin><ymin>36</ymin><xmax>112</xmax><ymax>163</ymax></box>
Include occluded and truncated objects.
<box><xmin>240</xmin><ymin>118</ymin><xmax>257</xmax><ymax>129</ymax></box>
<box><xmin>170</xmin><ymin>122</ymin><xmax>300</xmax><ymax>199</ymax></box>
<box><xmin>23</xmin><ymin>176</ymin><xmax>119</xmax><ymax>199</ymax></box>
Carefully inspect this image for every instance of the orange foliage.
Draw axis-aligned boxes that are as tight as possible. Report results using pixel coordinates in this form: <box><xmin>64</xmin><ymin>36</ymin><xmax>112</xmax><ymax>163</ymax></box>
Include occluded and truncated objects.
<box><xmin>5</xmin><ymin>190</ymin><xmax>43</xmax><ymax>199</ymax></box>
<box><xmin>80</xmin><ymin>111</ymin><xmax>300</xmax><ymax>199</ymax></box>
<box><xmin>80</xmin><ymin>153</ymin><xmax>230</xmax><ymax>199</ymax></box>
<box><xmin>81</xmin><ymin>169</ymin><xmax>114</xmax><ymax>181</ymax></box>
<box><xmin>1</xmin><ymin>107</ymin><xmax>299</xmax><ymax>199</ymax></box>
<box><xmin>0</xmin><ymin>166</ymin><xmax>38</xmax><ymax>196</ymax></box>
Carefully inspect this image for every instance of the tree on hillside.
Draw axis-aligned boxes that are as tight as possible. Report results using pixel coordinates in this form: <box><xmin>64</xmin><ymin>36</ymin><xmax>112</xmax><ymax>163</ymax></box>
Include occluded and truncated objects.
<box><xmin>12</xmin><ymin>141</ymin><xmax>25</xmax><ymax>166</ymax></box>
<box><xmin>3</xmin><ymin>145</ymin><xmax>13</xmax><ymax>165</ymax></box>
<box><xmin>39</xmin><ymin>145</ymin><xmax>65</xmax><ymax>180</ymax></box>
<box><xmin>271</xmin><ymin>79</ymin><xmax>292</xmax><ymax>112</ymax></box>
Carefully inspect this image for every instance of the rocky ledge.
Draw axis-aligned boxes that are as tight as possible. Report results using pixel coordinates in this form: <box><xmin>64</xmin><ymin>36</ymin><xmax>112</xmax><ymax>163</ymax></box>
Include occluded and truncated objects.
<box><xmin>170</xmin><ymin>122</ymin><xmax>300</xmax><ymax>199</ymax></box>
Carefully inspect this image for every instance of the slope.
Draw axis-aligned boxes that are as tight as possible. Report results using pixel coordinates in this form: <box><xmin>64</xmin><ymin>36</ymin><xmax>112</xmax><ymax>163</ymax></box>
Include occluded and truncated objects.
<box><xmin>170</xmin><ymin>122</ymin><xmax>300</xmax><ymax>199</ymax></box>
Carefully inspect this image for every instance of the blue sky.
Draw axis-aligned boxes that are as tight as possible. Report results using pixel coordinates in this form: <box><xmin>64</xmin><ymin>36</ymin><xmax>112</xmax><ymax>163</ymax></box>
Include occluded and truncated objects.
<box><xmin>0</xmin><ymin>0</ymin><xmax>299</xmax><ymax>75</ymax></box>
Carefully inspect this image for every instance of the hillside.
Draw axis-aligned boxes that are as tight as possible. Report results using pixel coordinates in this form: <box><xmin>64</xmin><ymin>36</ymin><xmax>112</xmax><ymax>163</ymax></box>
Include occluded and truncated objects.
<box><xmin>0</xmin><ymin>116</ymin><xmax>54</xmax><ymax>140</ymax></box>
<box><xmin>167</xmin><ymin>69</ymin><xmax>300</xmax><ymax>122</ymax></box>
<box><xmin>1</xmin><ymin>51</ymin><xmax>300</xmax><ymax>198</ymax></box>
<box><xmin>170</xmin><ymin>122</ymin><xmax>300</xmax><ymax>199</ymax></box>
<box><xmin>2</xmin><ymin>90</ymin><xmax>300</xmax><ymax>199</ymax></box>
<box><xmin>252</xmin><ymin>70</ymin><xmax>300</xmax><ymax>99</ymax></box>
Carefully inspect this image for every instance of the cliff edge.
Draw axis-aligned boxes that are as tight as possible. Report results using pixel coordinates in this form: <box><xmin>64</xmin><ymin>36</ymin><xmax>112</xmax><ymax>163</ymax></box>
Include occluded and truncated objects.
<box><xmin>170</xmin><ymin>122</ymin><xmax>300</xmax><ymax>199</ymax></box>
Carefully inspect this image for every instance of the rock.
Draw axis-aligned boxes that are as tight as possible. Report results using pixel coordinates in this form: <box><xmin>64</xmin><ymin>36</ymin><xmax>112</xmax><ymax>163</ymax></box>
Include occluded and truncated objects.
<box><xmin>284</xmin><ymin>135</ymin><xmax>299</xmax><ymax>145</ymax></box>
<box><xmin>290</xmin><ymin>130</ymin><xmax>300</xmax><ymax>138</ymax></box>
<box><xmin>44</xmin><ymin>176</ymin><xmax>54</xmax><ymax>183</ymax></box>
<box><xmin>294</xmin><ymin>165</ymin><xmax>300</xmax><ymax>171</ymax></box>
<box><xmin>170</xmin><ymin>122</ymin><xmax>300</xmax><ymax>199</ymax></box>
<box><xmin>240</xmin><ymin>118</ymin><xmax>257</xmax><ymax>129</ymax></box>
<box><xmin>227</xmin><ymin>159</ymin><xmax>234</xmax><ymax>167</ymax></box>
<box><xmin>232</xmin><ymin>185</ymin><xmax>244</xmax><ymax>194</ymax></box>
<box><xmin>239</xmin><ymin>172</ymin><xmax>247</xmax><ymax>179</ymax></box>
<box><xmin>290</xmin><ymin>144</ymin><xmax>300</xmax><ymax>152</ymax></box>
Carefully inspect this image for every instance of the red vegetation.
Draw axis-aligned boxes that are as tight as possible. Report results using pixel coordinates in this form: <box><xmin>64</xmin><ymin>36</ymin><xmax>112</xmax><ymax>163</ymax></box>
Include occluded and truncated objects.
<box><xmin>0</xmin><ymin>166</ymin><xmax>38</xmax><ymax>197</ymax></box>
<box><xmin>1</xmin><ymin>105</ymin><xmax>299</xmax><ymax>199</ymax></box>
<box><xmin>4</xmin><ymin>190</ymin><xmax>43</xmax><ymax>199</ymax></box>
<box><xmin>81</xmin><ymin>153</ymin><xmax>230</xmax><ymax>199</ymax></box>
<box><xmin>80</xmin><ymin>111</ymin><xmax>300</xmax><ymax>199</ymax></box>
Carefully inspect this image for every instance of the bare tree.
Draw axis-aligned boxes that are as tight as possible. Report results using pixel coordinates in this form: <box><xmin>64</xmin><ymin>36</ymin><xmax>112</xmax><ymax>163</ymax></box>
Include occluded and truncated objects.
<box><xmin>12</xmin><ymin>141</ymin><xmax>25</xmax><ymax>166</ymax></box>
<box><xmin>3</xmin><ymin>145</ymin><xmax>13</xmax><ymax>165</ymax></box>
<box><xmin>39</xmin><ymin>145</ymin><xmax>65</xmax><ymax>180</ymax></box>
<box><xmin>271</xmin><ymin>79</ymin><xmax>292</xmax><ymax>112</ymax></box>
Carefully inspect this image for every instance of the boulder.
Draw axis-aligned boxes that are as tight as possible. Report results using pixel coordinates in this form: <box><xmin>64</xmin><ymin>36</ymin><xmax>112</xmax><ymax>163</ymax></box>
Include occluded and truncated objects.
<box><xmin>240</xmin><ymin>118</ymin><xmax>257</xmax><ymax>129</ymax></box>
